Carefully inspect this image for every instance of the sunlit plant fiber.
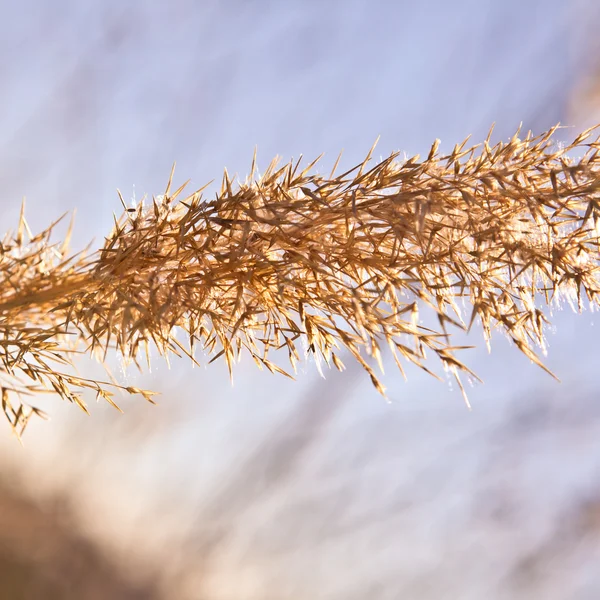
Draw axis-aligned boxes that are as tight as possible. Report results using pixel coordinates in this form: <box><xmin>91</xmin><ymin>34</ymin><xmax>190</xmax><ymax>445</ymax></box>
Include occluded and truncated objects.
<box><xmin>2</xmin><ymin>123</ymin><xmax>600</xmax><ymax>436</ymax></box>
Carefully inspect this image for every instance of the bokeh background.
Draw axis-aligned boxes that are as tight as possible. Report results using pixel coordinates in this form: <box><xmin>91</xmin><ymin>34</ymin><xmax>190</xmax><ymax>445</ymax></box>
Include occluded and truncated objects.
<box><xmin>1</xmin><ymin>1</ymin><xmax>600</xmax><ymax>598</ymax></box>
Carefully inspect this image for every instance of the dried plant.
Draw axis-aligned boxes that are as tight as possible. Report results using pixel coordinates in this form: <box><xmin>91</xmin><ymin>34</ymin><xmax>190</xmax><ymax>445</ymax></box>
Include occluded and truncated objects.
<box><xmin>2</xmin><ymin>123</ymin><xmax>600</xmax><ymax>436</ymax></box>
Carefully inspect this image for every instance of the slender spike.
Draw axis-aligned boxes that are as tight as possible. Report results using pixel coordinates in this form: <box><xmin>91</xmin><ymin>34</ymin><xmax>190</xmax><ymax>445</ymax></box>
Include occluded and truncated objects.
<box><xmin>165</xmin><ymin>162</ymin><xmax>177</xmax><ymax>197</ymax></box>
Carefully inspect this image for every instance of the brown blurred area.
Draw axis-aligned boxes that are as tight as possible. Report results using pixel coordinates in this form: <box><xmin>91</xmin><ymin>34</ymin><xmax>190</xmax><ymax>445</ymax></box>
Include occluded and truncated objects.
<box><xmin>0</xmin><ymin>482</ymin><xmax>159</xmax><ymax>599</ymax></box>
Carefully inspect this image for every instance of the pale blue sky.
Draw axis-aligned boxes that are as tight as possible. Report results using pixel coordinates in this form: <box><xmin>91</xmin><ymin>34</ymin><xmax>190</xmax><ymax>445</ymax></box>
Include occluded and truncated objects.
<box><xmin>1</xmin><ymin>2</ymin><xmax>599</xmax><ymax>598</ymax></box>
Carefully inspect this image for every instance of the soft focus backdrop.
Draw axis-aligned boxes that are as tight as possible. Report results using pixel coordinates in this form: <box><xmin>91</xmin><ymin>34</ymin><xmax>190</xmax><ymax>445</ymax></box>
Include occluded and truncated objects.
<box><xmin>1</xmin><ymin>1</ymin><xmax>600</xmax><ymax>598</ymax></box>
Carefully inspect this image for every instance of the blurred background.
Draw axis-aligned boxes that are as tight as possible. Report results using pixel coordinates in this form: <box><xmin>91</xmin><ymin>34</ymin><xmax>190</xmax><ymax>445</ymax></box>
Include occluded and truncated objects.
<box><xmin>1</xmin><ymin>1</ymin><xmax>600</xmax><ymax>598</ymax></box>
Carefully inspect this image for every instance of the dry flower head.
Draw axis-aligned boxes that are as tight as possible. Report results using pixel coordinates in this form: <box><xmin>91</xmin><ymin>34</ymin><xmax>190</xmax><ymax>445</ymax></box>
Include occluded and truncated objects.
<box><xmin>2</xmin><ymin>123</ymin><xmax>600</xmax><ymax>437</ymax></box>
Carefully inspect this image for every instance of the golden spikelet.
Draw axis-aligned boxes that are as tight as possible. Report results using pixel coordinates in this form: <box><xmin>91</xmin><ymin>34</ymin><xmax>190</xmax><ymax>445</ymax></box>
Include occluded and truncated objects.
<box><xmin>2</xmin><ymin>123</ymin><xmax>600</xmax><ymax>436</ymax></box>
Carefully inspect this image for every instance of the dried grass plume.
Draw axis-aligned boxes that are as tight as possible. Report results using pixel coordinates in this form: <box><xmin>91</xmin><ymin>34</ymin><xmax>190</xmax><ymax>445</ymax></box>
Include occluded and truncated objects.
<box><xmin>2</xmin><ymin>123</ymin><xmax>600</xmax><ymax>436</ymax></box>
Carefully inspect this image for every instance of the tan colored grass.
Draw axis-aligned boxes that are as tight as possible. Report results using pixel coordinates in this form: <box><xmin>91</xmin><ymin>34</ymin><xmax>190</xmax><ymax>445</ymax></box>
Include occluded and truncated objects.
<box><xmin>2</xmin><ymin>123</ymin><xmax>600</xmax><ymax>436</ymax></box>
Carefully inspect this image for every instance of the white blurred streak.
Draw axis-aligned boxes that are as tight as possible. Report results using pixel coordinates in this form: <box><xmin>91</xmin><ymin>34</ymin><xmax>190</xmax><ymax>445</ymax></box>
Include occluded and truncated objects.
<box><xmin>0</xmin><ymin>1</ymin><xmax>600</xmax><ymax>598</ymax></box>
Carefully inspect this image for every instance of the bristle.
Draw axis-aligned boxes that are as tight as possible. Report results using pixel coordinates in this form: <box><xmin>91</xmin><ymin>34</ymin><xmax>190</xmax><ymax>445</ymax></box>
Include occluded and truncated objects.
<box><xmin>2</xmin><ymin>123</ymin><xmax>600</xmax><ymax>434</ymax></box>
